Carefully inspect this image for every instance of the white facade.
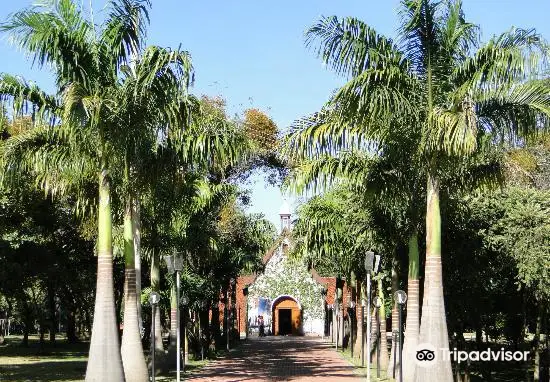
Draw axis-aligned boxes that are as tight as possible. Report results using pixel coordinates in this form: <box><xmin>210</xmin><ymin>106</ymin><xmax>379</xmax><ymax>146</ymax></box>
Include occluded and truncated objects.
<box><xmin>247</xmin><ymin>240</ymin><xmax>325</xmax><ymax>336</ymax></box>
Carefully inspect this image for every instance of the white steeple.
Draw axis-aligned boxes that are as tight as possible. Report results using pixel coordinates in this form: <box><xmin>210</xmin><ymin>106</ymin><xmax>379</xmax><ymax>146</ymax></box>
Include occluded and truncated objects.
<box><xmin>279</xmin><ymin>198</ymin><xmax>291</xmax><ymax>231</ymax></box>
<box><xmin>279</xmin><ymin>199</ymin><xmax>290</xmax><ymax>215</ymax></box>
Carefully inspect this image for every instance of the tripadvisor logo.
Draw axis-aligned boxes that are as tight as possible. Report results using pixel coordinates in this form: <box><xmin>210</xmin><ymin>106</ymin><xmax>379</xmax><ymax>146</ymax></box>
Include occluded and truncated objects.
<box><xmin>415</xmin><ymin>343</ymin><xmax>437</xmax><ymax>368</ymax></box>
<box><xmin>414</xmin><ymin>343</ymin><xmax>529</xmax><ymax>367</ymax></box>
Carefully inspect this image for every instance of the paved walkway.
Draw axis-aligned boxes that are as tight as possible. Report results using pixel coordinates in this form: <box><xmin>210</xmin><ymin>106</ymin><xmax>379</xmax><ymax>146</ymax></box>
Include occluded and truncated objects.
<box><xmin>186</xmin><ymin>336</ymin><xmax>362</xmax><ymax>381</ymax></box>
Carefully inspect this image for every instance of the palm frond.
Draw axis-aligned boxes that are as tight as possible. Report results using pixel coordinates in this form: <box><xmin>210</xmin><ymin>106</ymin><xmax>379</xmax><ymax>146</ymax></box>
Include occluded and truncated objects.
<box><xmin>476</xmin><ymin>79</ymin><xmax>550</xmax><ymax>142</ymax></box>
<box><xmin>306</xmin><ymin>15</ymin><xmax>403</xmax><ymax>78</ymax></box>
<box><xmin>1</xmin><ymin>124</ymin><xmax>98</xmax><ymax>216</ymax></box>
<box><xmin>332</xmin><ymin>65</ymin><xmax>419</xmax><ymax>124</ymax></box>
<box><xmin>398</xmin><ymin>0</ymin><xmax>442</xmax><ymax>74</ymax></box>
<box><xmin>0</xmin><ymin>0</ymin><xmax>96</xmax><ymax>87</ymax></box>
<box><xmin>100</xmin><ymin>0</ymin><xmax>151</xmax><ymax>68</ymax></box>
<box><xmin>453</xmin><ymin>28</ymin><xmax>549</xmax><ymax>89</ymax></box>
<box><xmin>0</xmin><ymin>73</ymin><xmax>59</xmax><ymax>123</ymax></box>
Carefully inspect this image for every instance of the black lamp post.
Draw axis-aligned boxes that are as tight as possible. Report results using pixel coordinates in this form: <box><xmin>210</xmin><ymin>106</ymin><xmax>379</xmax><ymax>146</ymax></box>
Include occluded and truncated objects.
<box><xmin>227</xmin><ymin>277</ymin><xmax>236</xmax><ymax>350</ymax></box>
<box><xmin>361</xmin><ymin>298</ymin><xmax>366</xmax><ymax>367</ymax></box>
<box><xmin>321</xmin><ymin>287</ymin><xmax>327</xmax><ymax>340</ymax></box>
<box><xmin>149</xmin><ymin>292</ymin><xmax>160</xmax><ymax>382</ymax></box>
<box><xmin>374</xmin><ymin>296</ymin><xmax>382</xmax><ymax>379</ymax></box>
<box><xmin>164</xmin><ymin>251</ymin><xmax>184</xmax><ymax>382</ymax></box>
<box><xmin>199</xmin><ymin>300</ymin><xmax>207</xmax><ymax>361</ymax></box>
<box><xmin>328</xmin><ymin>304</ymin><xmax>334</xmax><ymax>343</ymax></box>
<box><xmin>181</xmin><ymin>294</ymin><xmax>189</xmax><ymax>372</ymax></box>
<box><xmin>364</xmin><ymin>251</ymin><xmax>374</xmax><ymax>380</ymax></box>
<box><xmin>394</xmin><ymin>290</ymin><xmax>408</xmax><ymax>382</ymax></box>
<box><xmin>335</xmin><ymin>299</ymin><xmax>341</xmax><ymax>351</ymax></box>
<box><xmin>348</xmin><ymin>298</ymin><xmax>356</xmax><ymax>358</ymax></box>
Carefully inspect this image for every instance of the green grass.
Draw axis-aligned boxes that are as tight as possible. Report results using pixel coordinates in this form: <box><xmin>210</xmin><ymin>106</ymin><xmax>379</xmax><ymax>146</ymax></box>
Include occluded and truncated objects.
<box><xmin>0</xmin><ymin>335</ymin><xmax>88</xmax><ymax>382</ymax></box>
<box><xmin>0</xmin><ymin>335</ymin><xmax>214</xmax><ymax>382</ymax></box>
<box><xmin>334</xmin><ymin>345</ymin><xmax>392</xmax><ymax>381</ymax></box>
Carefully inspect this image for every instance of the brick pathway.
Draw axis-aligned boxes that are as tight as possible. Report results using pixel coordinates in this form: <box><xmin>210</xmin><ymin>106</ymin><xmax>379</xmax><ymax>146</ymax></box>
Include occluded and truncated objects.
<box><xmin>186</xmin><ymin>336</ymin><xmax>362</xmax><ymax>381</ymax></box>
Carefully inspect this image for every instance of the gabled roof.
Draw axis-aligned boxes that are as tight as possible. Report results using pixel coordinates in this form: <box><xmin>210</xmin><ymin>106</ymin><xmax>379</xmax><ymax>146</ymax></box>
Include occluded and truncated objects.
<box><xmin>238</xmin><ymin>227</ymin><xmax>334</xmax><ymax>291</ymax></box>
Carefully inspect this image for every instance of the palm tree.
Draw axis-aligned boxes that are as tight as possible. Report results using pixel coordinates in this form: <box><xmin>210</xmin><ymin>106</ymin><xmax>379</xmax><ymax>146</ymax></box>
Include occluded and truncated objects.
<box><xmin>285</xmin><ymin>1</ymin><xmax>550</xmax><ymax>380</ymax></box>
<box><xmin>0</xmin><ymin>1</ymin><xmax>152</xmax><ymax>380</ymax></box>
<box><xmin>114</xmin><ymin>43</ymin><xmax>194</xmax><ymax>381</ymax></box>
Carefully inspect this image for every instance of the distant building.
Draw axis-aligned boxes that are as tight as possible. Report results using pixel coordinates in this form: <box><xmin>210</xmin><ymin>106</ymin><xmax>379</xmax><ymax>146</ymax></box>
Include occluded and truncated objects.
<box><xmin>233</xmin><ymin>201</ymin><xmax>348</xmax><ymax>338</ymax></box>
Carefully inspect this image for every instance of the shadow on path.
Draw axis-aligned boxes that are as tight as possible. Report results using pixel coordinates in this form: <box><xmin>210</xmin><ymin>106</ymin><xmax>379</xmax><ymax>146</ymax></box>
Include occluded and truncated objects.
<box><xmin>186</xmin><ymin>336</ymin><xmax>360</xmax><ymax>381</ymax></box>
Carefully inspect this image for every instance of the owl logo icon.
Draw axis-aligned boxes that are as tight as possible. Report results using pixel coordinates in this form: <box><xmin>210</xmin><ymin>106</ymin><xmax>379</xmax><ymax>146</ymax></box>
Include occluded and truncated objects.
<box><xmin>416</xmin><ymin>349</ymin><xmax>435</xmax><ymax>361</ymax></box>
<box><xmin>415</xmin><ymin>343</ymin><xmax>437</xmax><ymax>367</ymax></box>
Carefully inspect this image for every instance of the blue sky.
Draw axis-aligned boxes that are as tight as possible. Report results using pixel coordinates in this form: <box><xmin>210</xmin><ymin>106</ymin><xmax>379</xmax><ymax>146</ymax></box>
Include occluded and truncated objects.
<box><xmin>1</xmin><ymin>0</ymin><xmax>549</xmax><ymax>229</ymax></box>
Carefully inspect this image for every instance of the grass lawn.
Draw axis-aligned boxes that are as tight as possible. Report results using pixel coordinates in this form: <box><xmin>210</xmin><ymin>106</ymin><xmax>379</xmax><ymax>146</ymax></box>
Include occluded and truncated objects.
<box><xmin>0</xmin><ymin>335</ymin><xmax>88</xmax><ymax>382</ymax></box>
<box><xmin>0</xmin><ymin>335</ymin><xmax>211</xmax><ymax>381</ymax></box>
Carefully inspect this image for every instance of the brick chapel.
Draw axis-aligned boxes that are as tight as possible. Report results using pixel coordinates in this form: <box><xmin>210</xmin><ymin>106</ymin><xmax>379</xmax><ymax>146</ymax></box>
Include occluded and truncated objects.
<box><xmin>231</xmin><ymin>200</ymin><xmax>351</xmax><ymax>338</ymax></box>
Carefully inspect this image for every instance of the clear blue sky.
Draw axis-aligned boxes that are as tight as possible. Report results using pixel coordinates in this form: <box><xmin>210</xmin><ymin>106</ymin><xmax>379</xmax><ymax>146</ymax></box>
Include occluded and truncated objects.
<box><xmin>1</xmin><ymin>0</ymin><xmax>549</xmax><ymax>229</ymax></box>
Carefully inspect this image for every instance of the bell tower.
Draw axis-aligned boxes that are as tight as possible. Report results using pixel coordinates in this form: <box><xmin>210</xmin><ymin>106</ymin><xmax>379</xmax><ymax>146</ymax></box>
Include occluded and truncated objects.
<box><xmin>279</xmin><ymin>199</ymin><xmax>291</xmax><ymax>231</ymax></box>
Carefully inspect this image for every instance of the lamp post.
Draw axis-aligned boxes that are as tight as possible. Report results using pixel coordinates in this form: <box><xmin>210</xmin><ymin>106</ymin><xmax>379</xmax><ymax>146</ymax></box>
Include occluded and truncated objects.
<box><xmin>181</xmin><ymin>294</ymin><xmax>189</xmax><ymax>372</ymax></box>
<box><xmin>335</xmin><ymin>300</ymin><xmax>340</xmax><ymax>351</ymax></box>
<box><xmin>374</xmin><ymin>296</ymin><xmax>382</xmax><ymax>379</ymax></box>
<box><xmin>327</xmin><ymin>304</ymin><xmax>334</xmax><ymax>343</ymax></box>
<box><xmin>199</xmin><ymin>301</ymin><xmax>207</xmax><ymax>361</ymax></box>
<box><xmin>361</xmin><ymin>298</ymin><xmax>366</xmax><ymax>367</ymax></box>
<box><xmin>348</xmin><ymin>299</ymin><xmax>356</xmax><ymax>358</ymax></box>
<box><xmin>149</xmin><ymin>292</ymin><xmax>160</xmax><ymax>382</ymax></box>
<box><xmin>364</xmin><ymin>250</ymin><xmax>380</xmax><ymax>381</ymax></box>
<box><xmin>164</xmin><ymin>252</ymin><xmax>184</xmax><ymax>382</ymax></box>
<box><xmin>321</xmin><ymin>288</ymin><xmax>327</xmax><ymax>340</ymax></box>
<box><xmin>394</xmin><ymin>290</ymin><xmax>407</xmax><ymax>382</ymax></box>
<box><xmin>227</xmin><ymin>278</ymin><xmax>235</xmax><ymax>351</ymax></box>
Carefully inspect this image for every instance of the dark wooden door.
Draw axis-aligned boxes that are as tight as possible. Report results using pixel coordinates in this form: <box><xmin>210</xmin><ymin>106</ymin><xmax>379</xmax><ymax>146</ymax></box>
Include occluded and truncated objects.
<box><xmin>278</xmin><ymin>309</ymin><xmax>292</xmax><ymax>335</ymax></box>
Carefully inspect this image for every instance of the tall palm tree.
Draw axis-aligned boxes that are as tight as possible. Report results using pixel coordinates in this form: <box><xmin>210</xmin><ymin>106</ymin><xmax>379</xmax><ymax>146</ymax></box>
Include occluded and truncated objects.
<box><xmin>0</xmin><ymin>1</ymin><xmax>152</xmax><ymax>380</ymax></box>
<box><xmin>285</xmin><ymin>1</ymin><xmax>550</xmax><ymax>380</ymax></box>
<box><xmin>114</xmin><ymin>43</ymin><xmax>194</xmax><ymax>380</ymax></box>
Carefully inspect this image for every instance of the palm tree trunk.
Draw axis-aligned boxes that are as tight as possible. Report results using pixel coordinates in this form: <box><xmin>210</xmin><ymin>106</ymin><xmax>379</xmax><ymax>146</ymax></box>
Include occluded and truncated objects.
<box><xmin>534</xmin><ymin>303</ymin><xmax>542</xmax><ymax>382</ymax></box>
<box><xmin>377</xmin><ymin>278</ymin><xmax>389</xmax><ymax>374</ymax></box>
<box><xmin>85</xmin><ymin>169</ymin><xmax>125</xmax><ymax>382</ymax></box>
<box><xmin>415</xmin><ymin>173</ymin><xmax>453</xmax><ymax>382</ymax></box>
<box><xmin>388</xmin><ymin>256</ymin><xmax>399</xmax><ymax>378</ymax></box>
<box><xmin>353</xmin><ymin>282</ymin><xmax>362</xmax><ymax>358</ymax></box>
<box><xmin>48</xmin><ymin>284</ymin><xmax>56</xmax><ymax>344</ymax></box>
<box><xmin>121</xmin><ymin>198</ymin><xmax>149</xmax><ymax>382</ymax></box>
<box><xmin>212</xmin><ymin>304</ymin><xmax>221</xmax><ymax>348</ymax></box>
<box><xmin>150</xmin><ymin>249</ymin><xmax>164</xmax><ymax>355</ymax></box>
<box><xmin>403</xmin><ymin>232</ymin><xmax>420</xmax><ymax>382</ymax></box>
<box><xmin>371</xmin><ymin>306</ymin><xmax>378</xmax><ymax>354</ymax></box>
<box><xmin>67</xmin><ymin>308</ymin><xmax>77</xmax><ymax>343</ymax></box>
<box><xmin>166</xmin><ymin>281</ymin><xmax>181</xmax><ymax>370</ymax></box>
<box><xmin>132</xmin><ymin>198</ymin><xmax>143</xmax><ymax>334</ymax></box>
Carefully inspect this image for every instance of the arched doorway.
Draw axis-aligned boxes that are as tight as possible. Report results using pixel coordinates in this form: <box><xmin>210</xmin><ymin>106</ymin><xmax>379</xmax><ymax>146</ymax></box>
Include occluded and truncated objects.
<box><xmin>271</xmin><ymin>295</ymin><xmax>302</xmax><ymax>335</ymax></box>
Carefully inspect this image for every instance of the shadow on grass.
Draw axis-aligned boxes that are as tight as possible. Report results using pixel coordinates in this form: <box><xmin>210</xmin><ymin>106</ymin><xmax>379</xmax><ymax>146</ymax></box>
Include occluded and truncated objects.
<box><xmin>0</xmin><ymin>336</ymin><xmax>88</xmax><ymax>381</ymax></box>
<box><xmin>0</xmin><ymin>360</ymin><xmax>87</xmax><ymax>382</ymax></box>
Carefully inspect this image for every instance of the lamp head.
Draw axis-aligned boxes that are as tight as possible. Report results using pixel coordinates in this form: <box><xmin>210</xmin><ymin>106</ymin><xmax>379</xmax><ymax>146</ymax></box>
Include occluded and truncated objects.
<box><xmin>164</xmin><ymin>255</ymin><xmax>175</xmax><ymax>274</ymax></box>
<box><xmin>394</xmin><ymin>290</ymin><xmax>408</xmax><ymax>305</ymax></box>
<box><xmin>173</xmin><ymin>255</ymin><xmax>184</xmax><ymax>272</ymax></box>
<box><xmin>181</xmin><ymin>294</ymin><xmax>189</xmax><ymax>306</ymax></box>
<box><xmin>364</xmin><ymin>251</ymin><xmax>375</xmax><ymax>272</ymax></box>
<box><xmin>149</xmin><ymin>292</ymin><xmax>160</xmax><ymax>305</ymax></box>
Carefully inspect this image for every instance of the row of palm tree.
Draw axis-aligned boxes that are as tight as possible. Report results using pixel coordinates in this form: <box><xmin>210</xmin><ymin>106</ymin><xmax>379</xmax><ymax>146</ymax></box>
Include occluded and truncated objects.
<box><xmin>284</xmin><ymin>1</ymin><xmax>550</xmax><ymax>381</ymax></box>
